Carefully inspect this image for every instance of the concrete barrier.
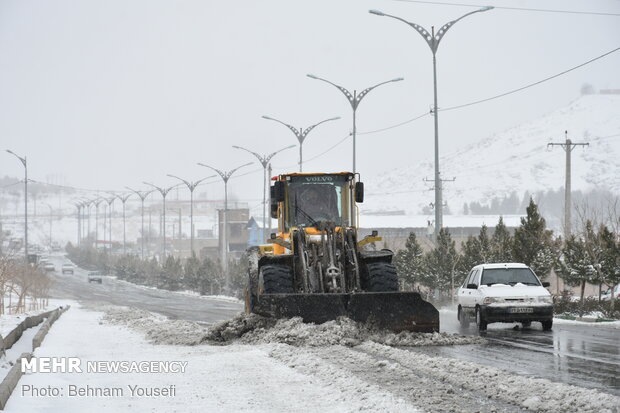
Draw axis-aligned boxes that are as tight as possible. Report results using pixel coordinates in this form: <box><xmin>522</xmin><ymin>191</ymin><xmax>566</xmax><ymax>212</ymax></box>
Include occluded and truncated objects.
<box><xmin>2</xmin><ymin>309</ymin><xmax>54</xmax><ymax>352</ymax></box>
<box><xmin>32</xmin><ymin>306</ymin><xmax>70</xmax><ymax>350</ymax></box>
<box><xmin>0</xmin><ymin>352</ymin><xmax>32</xmax><ymax>410</ymax></box>
<box><xmin>0</xmin><ymin>306</ymin><xmax>70</xmax><ymax>410</ymax></box>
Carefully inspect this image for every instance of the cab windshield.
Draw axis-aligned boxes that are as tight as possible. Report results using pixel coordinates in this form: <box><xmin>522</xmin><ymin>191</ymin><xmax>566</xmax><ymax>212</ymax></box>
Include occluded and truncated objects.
<box><xmin>286</xmin><ymin>175</ymin><xmax>349</xmax><ymax>228</ymax></box>
<box><xmin>481</xmin><ymin>268</ymin><xmax>540</xmax><ymax>286</ymax></box>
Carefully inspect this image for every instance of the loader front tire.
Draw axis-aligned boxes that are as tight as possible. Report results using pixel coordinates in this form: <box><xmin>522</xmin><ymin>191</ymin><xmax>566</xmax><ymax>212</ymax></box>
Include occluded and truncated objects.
<box><xmin>261</xmin><ymin>265</ymin><xmax>294</xmax><ymax>294</ymax></box>
<box><xmin>363</xmin><ymin>262</ymin><xmax>399</xmax><ymax>292</ymax></box>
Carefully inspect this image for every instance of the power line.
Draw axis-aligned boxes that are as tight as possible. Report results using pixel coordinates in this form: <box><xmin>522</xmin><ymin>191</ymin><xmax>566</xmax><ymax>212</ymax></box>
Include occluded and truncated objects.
<box><xmin>392</xmin><ymin>0</ymin><xmax>620</xmax><ymax>17</ymax></box>
<box><xmin>358</xmin><ymin>112</ymin><xmax>429</xmax><ymax>135</ymax></box>
<box><xmin>442</xmin><ymin>47</ymin><xmax>620</xmax><ymax>112</ymax></box>
<box><xmin>358</xmin><ymin>47</ymin><xmax>620</xmax><ymax>134</ymax></box>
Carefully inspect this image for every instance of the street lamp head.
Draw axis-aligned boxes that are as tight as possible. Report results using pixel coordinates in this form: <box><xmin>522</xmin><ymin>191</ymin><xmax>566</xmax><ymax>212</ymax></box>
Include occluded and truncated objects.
<box><xmin>306</xmin><ymin>74</ymin><xmax>318</xmax><ymax>79</ymax></box>
<box><xmin>329</xmin><ymin>116</ymin><xmax>341</xmax><ymax>121</ymax></box>
<box><xmin>262</xmin><ymin>115</ymin><xmax>274</xmax><ymax>120</ymax></box>
<box><xmin>392</xmin><ymin>77</ymin><xmax>404</xmax><ymax>82</ymax></box>
<box><xmin>369</xmin><ymin>9</ymin><xmax>385</xmax><ymax>16</ymax></box>
<box><xmin>480</xmin><ymin>6</ymin><xmax>494</xmax><ymax>12</ymax></box>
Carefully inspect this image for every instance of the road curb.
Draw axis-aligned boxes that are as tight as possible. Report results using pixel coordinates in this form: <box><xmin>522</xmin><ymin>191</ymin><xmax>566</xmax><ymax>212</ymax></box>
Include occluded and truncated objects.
<box><xmin>32</xmin><ymin>306</ymin><xmax>70</xmax><ymax>350</ymax></box>
<box><xmin>1</xmin><ymin>309</ymin><xmax>54</xmax><ymax>354</ymax></box>
<box><xmin>0</xmin><ymin>352</ymin><xmax>32</xmax><ymax>410</ymax></box>
<box><xmin>0</xmin><ymin>305</ymin><xmax>71</xmax><ymax>410</ymax></box>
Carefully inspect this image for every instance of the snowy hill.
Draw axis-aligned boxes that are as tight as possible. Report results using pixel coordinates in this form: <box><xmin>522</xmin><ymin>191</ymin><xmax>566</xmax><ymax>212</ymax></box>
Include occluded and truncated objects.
<box><xmin>362</xmin><ymin>94</ymin><xmax>620</xmax><ymax>217</ymax></box>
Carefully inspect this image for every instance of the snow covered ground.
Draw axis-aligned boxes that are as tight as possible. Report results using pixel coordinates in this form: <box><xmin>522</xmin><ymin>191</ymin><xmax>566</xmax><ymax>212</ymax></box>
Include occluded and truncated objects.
<box><xmin>4</xmin><ymin>303</ymin><xmax>619</xmax><ymax>412</ymax></box>
<box><xmin>364</xmin><ymin>94</ymin><xmax>620</xmax><ymax>216</ymax></box>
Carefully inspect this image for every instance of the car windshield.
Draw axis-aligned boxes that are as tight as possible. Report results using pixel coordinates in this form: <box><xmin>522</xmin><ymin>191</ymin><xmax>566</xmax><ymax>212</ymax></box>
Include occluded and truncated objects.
<box><xmin>287</xmin><ymin>175</ymin><xmax>348</xmax><ymax>227</ymax></box>
<box><xmin>481</xmin><ymin>268</ymin><xmax>540</xmax><ymax>286</ymax></box>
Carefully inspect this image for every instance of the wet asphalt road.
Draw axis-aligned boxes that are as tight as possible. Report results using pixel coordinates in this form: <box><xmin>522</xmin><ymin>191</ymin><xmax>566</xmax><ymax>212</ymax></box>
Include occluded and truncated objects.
<box><xmin>408</xmin><ymin>309</ymin><xmax>620</xmax><ymax>396</ymax></box>
<box><xmin>47</xmin><ymin>255</ymin><xmax>619</xmax><ymax>396</ymax></box>
<box><xmin>47</xmin><ymin>255</ymin><xmax>243</xmax><ymax>324</ymax></box>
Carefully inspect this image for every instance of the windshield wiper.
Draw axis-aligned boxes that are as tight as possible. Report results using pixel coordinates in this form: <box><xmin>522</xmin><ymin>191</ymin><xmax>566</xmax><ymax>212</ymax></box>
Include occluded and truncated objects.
<box><xmin>294</xmin><ymin>194</ymin><xmax>319</xmax><ymax>227</ymax></box>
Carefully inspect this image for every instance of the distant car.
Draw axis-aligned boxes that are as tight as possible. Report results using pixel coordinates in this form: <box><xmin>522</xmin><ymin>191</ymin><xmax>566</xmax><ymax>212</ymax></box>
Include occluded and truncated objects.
<box><xmin>456</xmin><ymin>263</ymin><xmax>553</xmax><ymax>332</ymax></box>
<box><xmin>602</xmin><ymin>285</ymin><xmax>620</xmax><ymax>301</ymax></box>
<box><xmin>43</xmin><ymin>262</ymin><xmax>55</xmax><ymax>272</ymax></box>
<box><xmin>61</xmin><ymin>263</ymin><xmax>74</xmax><ymax>275</ymax></box>
<box><xmin>87</xmin><ymin>271</ymin><xmax>103</xmax><ymax>284</ymax></box>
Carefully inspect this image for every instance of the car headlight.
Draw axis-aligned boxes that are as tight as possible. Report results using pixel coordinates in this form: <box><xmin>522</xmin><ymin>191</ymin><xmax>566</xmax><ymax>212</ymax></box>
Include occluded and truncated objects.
<box><xmin>483</xmin><ymin>297</ymin><xmax>503</xmax><ymax>304</ymax></box>
<box><xmin>538</xmin><ymin>296</ymin><xmax>552</xmax><ymax>304</ymax></box>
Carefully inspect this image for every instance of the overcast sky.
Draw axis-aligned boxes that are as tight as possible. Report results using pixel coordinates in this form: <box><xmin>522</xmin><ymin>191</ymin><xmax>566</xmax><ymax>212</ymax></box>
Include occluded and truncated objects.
<box><xmin>1</xmin><ymin>0</ymin><xmax>619</xmax><ymax>205</ymax></box>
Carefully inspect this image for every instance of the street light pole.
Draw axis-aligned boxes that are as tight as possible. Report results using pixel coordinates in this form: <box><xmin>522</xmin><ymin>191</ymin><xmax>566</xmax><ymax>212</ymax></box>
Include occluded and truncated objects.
<box><xmin>369</xmin><ymin>6</ymin><xmax>493</xmax><ymax>237</ymax></box>
<box><xmin>104</xmin><ymin>196</ymin><xmax>115</xmax><ymax>253</ymax></box>
<box><xmin>72</xmin><ymin>202</ymin><xmax>82</xmax><ymax>246</ymax></box>
<box><xmin>6</xmin><ymin>150</ymin><xmax>28</xmax><ymax>261</ymax></box>
<box><xmin>167</xmin><ymin>174</ymin><xmax>215</xmax><ymax>258</ymax></box>
<box><xmin>197</xmin><ymin>162</ymin><xmax>252</xmax><ymax>287</ymax></box>
<box><xmin>43</xmin><ymin>203</ymin><xmax>53</xmax><ymax>248</ymax></box>
<box><xmin>306</xmin><ymin>74</ymin><xmax>403</xmax><ymax>174</ymax></box>
<box><xmin>92</xmin><ymin>198</ymin><xmax>103</xmax><ymax>250</ymax></box>
<box><xmin>115</xmin><ymin>193</ymin><xmax>133</xmax><ymax>255</ymax></box>
<box><xmin>232</xmin><ymin>144</ymin><xmax>295</xmax><ymax>242</ymax></box>
<box><xmin>262</xmin><ymin>116</ymin><xmax>340</xmax><ymax>172</ymax></box>
<box><xmin>126</xmin><ymin>187</ymin><xmax>154</xmax><ymax>259</ymax></box>
<box><xmin>143</xmin><ymin>182</ymin><xmax>176</xmax><ymax>259</ymax></box>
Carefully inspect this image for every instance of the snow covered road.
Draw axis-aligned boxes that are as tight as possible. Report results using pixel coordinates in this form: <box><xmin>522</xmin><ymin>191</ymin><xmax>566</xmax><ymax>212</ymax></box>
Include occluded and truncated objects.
<box><xmin>6</xmin><ymin>304</ymin><xmax>619</xmax><ymax>413</ymax></box>
<box><xmin>431</xmin><ymin>309</ymin><xmax>620</xmax><ymax>396</ymax></box>
<box><xmin>46</xmin><ymin>255</ymin><xmax>242</xmax><ymax>323</ymax></box>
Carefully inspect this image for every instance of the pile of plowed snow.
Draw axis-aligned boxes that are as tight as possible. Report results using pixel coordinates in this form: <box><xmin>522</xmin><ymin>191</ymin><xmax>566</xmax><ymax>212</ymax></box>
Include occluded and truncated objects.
<box><xmin>203</xmin><ymin>313</ymin><xmax>484</xmax><ymax>347</ymax></box>
<box><xmin>101</xmin><ymin>306</ymin><xmax>208</xmax><ymax>346</ymax></box>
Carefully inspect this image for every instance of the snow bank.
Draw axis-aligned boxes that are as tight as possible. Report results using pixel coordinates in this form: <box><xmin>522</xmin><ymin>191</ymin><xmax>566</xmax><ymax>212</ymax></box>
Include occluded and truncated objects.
<box><xmin>101</xmin><ymin>306</ymin><xmax>209</xmax><ymax>346</ymax></box>
<box><xmin>204</xmin><ymin>313</ymin><xmax>485</xmax><ymax>347</ymax></box>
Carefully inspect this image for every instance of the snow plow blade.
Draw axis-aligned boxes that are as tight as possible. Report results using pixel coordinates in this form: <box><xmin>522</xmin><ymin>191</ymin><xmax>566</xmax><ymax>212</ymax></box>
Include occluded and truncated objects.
<box><xmin>252</xmin><ymin>292</ymin><xmax>439</xmax><ymax>333</ymax></box>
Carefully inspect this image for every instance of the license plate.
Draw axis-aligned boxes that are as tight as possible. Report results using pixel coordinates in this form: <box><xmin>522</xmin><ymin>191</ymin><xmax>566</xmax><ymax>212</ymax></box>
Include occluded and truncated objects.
<box><xmin>509</xmin><ymin>307</ymin><xmax>533</xmax><ymax>313</ymax></box>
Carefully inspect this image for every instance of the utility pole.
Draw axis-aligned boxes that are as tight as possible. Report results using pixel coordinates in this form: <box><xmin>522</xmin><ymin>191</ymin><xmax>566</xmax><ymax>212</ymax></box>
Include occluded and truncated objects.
<box><xmin>548</xmin><ymin>131</ymin><xmax>589</xmax><ymax>238</ymax></box>
<box><xmin>262</xmin><ymin>116</ymin><xmax>340</xmax><ymax>172</ymax></box>
<box><xmin>424</xmin><ymin>176</ymin><xmax>455</xmax><ymax>238</ymax></box>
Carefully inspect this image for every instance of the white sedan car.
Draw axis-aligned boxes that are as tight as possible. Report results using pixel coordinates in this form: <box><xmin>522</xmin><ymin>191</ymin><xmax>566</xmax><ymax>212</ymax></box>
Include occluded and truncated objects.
<box><xmin>456</xmin><ymin>263</ymin><xmax>553</xmax><ymax>331</ymax></box>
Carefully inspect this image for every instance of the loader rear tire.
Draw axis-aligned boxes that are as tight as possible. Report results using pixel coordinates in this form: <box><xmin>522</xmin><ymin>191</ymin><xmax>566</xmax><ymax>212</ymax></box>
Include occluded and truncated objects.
<box><xmin>363</xmin><ymin>262</ymin><xmax>399</xmax><ymax>292</ymax></box>
<box><xmin>261</xmin><ymin>265</ymin><xmax>294</xmax><ymax>294</ymax></box>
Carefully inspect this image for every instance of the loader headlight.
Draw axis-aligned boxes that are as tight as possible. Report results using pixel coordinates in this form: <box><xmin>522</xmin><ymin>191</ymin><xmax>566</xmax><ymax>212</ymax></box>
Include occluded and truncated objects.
<box><xmin>483</xmin><ymin>297</ymin><xmax>503</xmax><ymax>304</ymax></box>
<box><xmin>538</xmin><ymin>296</ymin><xmax>552</xmax><ymax>304</ymax></box>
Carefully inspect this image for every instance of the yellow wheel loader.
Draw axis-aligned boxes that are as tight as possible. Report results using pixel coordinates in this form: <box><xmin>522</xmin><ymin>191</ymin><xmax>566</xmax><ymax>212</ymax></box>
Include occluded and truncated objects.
<box><xmin>245</xmin><ymin>172</ymin><xmax>439</xmax><ymax>332</ymax></box>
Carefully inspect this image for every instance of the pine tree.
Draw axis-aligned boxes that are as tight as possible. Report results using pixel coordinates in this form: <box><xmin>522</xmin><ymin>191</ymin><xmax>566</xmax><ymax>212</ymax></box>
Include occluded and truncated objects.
<box><xmin>159</xmin><ymin>255</ymin><xmax>182</xmax><ymax>291</ymax></box>
<box><xmin>490</xmin><ymin>217</ymin><xmax>513</xmax><ymax>262</ymax></box>
<box><xmin>393</xmin><ymin>232</ymin><xmax>424</xmax><ymax>290</ymax></box>
<box><xmin>599</xmin><ymin>225</ymin><xmax>619</xmax><ymax>309</ymax></box>
<box><xmin>513</xmin><ymin>199</ymin><xmax>555</xmax><ymax>279</ymax></box>
<box><xmin>459</xmin><ymin>235</ymin><xmax>480</xmax><ymax>277</ymax></box>
<box><xmin>421</xmin><ymin>228</ymin><xmax>461</xmax><ymax>298</ymax></box>
<box><xmin>558</xmin><ymin>234</ymin><xmax>596</xmax><ymax>303</ymax></box>
<box><xmin>478</xmin><ymin>225</ymin><xmax>491</xmax><ymax>262</ymax></box>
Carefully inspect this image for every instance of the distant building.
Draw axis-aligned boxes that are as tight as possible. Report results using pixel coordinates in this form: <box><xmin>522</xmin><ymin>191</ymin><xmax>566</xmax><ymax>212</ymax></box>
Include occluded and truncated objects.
<box><xmin>217</xmin><ymin>208</ymin><xmax>250</xmax><ymax>258</ymax></box>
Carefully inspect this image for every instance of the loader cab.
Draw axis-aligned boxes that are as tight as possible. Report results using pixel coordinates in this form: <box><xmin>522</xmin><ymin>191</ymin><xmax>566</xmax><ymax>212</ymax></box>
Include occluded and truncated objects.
<box><xmin>271</xmin><ymin>173</ymin><xmax>362</xmax><ymax>232</ymax></box>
